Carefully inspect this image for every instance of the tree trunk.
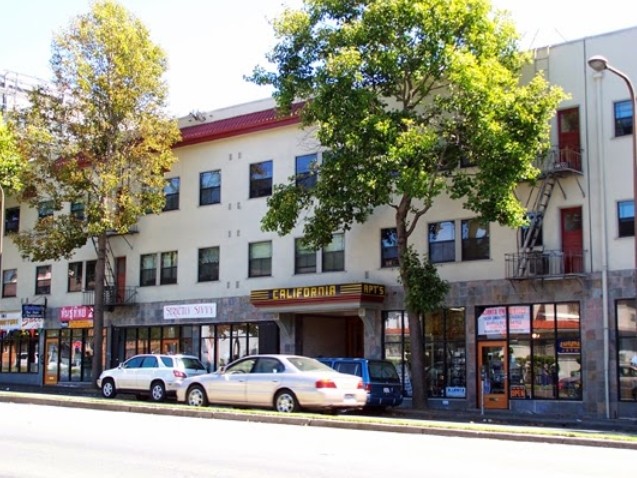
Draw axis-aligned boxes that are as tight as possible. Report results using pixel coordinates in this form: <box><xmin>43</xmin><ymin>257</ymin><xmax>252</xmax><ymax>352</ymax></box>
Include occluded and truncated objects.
<box><xmin>91</xmin><ymin>232</ymin><xmax>107</xmax><ymax>387</ymax></box>
<box><xmin>395</xmin><ymin>196</ymin><xmax>428</xmax><ymax>409</ymax></box>
<box><xmin>406</xmin><ymin>302</ymin><xmax>428</xmax><ymax>409</ymax></box>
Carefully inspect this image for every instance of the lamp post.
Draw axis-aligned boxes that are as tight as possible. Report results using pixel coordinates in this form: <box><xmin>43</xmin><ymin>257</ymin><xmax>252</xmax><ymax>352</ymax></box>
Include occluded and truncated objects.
<box><xmin>587</xmin><ymin>55</ymin><xmax>637</xmax><ymax>419</ymax></box>
<box><xmin>588</xmin><ymin>55</ymin><xmax>637</xmax><ymax>268</ymax></box>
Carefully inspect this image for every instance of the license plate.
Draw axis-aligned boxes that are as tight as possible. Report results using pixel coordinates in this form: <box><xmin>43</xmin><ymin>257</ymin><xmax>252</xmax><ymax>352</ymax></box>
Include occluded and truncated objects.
<box><xmin>383</xmin><ymin>387</ymin><xmax>391</xmax><ymax>394</ymax></box>
<box><xmin>344</xmin><ymin>394</ymin><xmax>356</xmax><ymax>402</ymax></box>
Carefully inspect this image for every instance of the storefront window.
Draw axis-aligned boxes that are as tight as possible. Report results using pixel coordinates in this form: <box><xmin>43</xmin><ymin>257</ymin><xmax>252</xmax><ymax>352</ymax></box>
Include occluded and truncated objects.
<box><xmin>0</xmin><ymin>330</ymin><xmax>40</xmax><ymax>373</ymax></box>
<box><xmin>383</xmin><ymin>311</ymin><xmax>411</xmax><ymax>397</ymax></box>
<box><xmin>384</xmin><ymin>308</ymin><xmax>465</xmax><ymax>399</ymax></box>
<box><xmin>617</xmin><ymin>299</ymin><xmax>637</xmax><ymax>401</ymax></box>
<box><xmin>479</xmin><ymin>302</ymin><xmax>581</xmax><ymax>401</ymax></box>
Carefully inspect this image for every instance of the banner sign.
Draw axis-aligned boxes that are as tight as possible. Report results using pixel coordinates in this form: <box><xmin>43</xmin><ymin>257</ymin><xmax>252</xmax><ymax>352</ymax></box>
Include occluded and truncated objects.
<box><xmin>60</xmin><ymin>305</ymin><xmax>93</xmax><ymax>322</ymax></box>
<box><xmin>22</xmin><ymin>304</ymin><xmax>46</xmax><ymax>319</ymax></box>
<box><xmin>164</xmin><ymin>303</ymin><xmax>217</xmax><ymax>320</ymax></box>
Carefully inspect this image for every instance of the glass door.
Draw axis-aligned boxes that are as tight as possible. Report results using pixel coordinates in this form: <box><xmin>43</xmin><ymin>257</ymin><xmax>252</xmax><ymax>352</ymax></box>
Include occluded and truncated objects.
<box><xmin>477</xmin><ymin>341</ymin><xmax>508</xmax><ymax>409</ymax></box>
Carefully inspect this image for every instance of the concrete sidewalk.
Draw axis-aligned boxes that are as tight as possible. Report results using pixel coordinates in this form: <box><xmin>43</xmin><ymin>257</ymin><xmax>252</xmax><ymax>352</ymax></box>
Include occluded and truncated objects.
<box><xmin>1</xmin><ymin>382</ymin><xmax>636</xmax><ymax>449</ymax></box>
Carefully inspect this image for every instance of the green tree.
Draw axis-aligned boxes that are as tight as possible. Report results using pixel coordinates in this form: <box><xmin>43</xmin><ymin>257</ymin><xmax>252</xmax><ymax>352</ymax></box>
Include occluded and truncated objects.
<box><xmin>0</xmin><ymin>113</ymin><xmax>25</xmax><ymax>194</ymax></box>
<box><xmin>13</xmin><ymin>0</ymin><xmax>180</xmax><ymax>382</ymax></box>
<box><xmin>250</xmin><ymin>0</ymin><xmax>565</xmax><ymax>408</ymax></box>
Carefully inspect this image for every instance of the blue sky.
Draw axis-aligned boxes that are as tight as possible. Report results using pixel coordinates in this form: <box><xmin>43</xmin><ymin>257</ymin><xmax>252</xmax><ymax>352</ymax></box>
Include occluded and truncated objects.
<box><xmin>1</xmin><ymin>0</ymin><xmax>636</xmax><ymax>117</ymax></box>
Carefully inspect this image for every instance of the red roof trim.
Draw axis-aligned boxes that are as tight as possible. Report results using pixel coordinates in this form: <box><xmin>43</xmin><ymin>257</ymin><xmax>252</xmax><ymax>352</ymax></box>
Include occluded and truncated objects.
<box><xmin>175</xmin><ymin>103</ymin><xmax>304</xmax><ymax>148</ymax></box>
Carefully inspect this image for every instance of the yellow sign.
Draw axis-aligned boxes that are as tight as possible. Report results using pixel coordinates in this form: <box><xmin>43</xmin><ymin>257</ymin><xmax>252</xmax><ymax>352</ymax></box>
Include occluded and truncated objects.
<box><xmin>251</xmin><ymin>282</ymin><xmax>385</xmax><ymax>303</ymax></box>
<box><xmin>68</xmin><ymin>320</ymin><xmax>94</xmax><ymax>329</ymax></box>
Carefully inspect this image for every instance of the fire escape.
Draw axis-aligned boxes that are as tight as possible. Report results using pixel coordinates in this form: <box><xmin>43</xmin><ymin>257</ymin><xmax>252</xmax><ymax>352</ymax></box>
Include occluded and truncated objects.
<box><xmin>505</xmin><ymin>148</ymin><xmax>585</xmax><ymax>280</ymax></box>
<box><xmin>83</xmin><ymin>230</ymin><xmax>138</xmax><ymax>309</ymax></box>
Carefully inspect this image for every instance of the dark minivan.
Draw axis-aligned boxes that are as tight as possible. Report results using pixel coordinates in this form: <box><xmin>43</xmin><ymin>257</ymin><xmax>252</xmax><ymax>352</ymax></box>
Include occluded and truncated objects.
<box><xmin>318</xmin><ymin>357</ymin><xmax>403</xmax><ymax>410</ymax></box>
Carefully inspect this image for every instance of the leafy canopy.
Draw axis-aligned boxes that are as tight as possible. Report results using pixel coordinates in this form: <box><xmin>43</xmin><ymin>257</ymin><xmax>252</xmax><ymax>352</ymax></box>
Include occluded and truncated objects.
<box><xmin>250</xmin><ymin>0</ymin><xmax>566</xmax><ymax>249</ymax></box>
<box><xmin>0</xmin><ymin>114</ymin><xmax>25</xmax><ymax>194</ymax></box>
<box><xmin>13</xmin><ymin>0</ymin><xmax>180</xmax><ymax>261</ymax></box>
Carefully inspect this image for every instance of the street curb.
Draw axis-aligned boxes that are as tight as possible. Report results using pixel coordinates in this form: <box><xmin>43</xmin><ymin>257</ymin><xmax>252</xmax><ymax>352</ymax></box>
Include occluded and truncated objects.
<box><xmin>1</xmin><ymin>392</ymin><xmax>636</xmax><ymax>450</ymax></box>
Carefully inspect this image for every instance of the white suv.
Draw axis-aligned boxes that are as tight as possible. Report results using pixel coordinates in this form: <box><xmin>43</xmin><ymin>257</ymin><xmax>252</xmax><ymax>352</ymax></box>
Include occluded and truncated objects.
<box><xmin>97</xmin><ymin>354</ymin><xmax>207</xmax><ymax>401</ymax></box>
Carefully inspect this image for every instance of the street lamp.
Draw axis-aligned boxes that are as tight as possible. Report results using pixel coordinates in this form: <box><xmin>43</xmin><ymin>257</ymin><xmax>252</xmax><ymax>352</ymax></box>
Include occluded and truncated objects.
<box><xmin>587</xmin><ymin>55</ymin><xmax>637</xmax><ymax>268</ymax></box>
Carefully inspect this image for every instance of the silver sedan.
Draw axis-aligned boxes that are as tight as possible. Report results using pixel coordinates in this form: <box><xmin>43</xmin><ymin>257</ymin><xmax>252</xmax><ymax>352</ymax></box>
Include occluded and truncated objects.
<box><xmin>176</xmin><ymin>354</ymin><xmax>368</xmax><ymax>413</ymax></box>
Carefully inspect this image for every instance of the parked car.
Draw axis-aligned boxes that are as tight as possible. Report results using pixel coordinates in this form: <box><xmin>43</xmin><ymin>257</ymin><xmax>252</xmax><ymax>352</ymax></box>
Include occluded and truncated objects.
<box><xmin>176</xmin><ymin>354</ymin><xmax>368</xmax><ymax>413</ymax></box>
<box><xmin>619</xmin><ymin>365</ymin><xmax>637</xmax><ymax>401</ymax></box>
<box><xmin>97</xmin><ymin>354</ymin><xmax>207</xmax><ymax>401</ymax></box>
<box><xmin>318</xmin><ymin>357</ymin><xmax>403</xmax><ymax>410</ymax></box>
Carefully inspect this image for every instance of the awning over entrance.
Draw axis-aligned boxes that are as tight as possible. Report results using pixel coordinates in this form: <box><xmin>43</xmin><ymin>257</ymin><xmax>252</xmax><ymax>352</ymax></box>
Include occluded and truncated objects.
<box><xmin>250</xmin><ymin>282</ymin><xmax>385</xmax><ymax>313</ymax></box>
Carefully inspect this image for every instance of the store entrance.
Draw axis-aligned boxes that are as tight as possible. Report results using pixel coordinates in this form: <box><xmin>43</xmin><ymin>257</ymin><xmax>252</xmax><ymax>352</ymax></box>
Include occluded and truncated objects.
<box><xmin>477</xmin><ymin>341</ymin><xmax>508</xmax><ymax>409</ymax></box>
<box><xmin>299</xmin><ymin>315</ymin><xmax>364</xmax><ymax>357</ymax></box>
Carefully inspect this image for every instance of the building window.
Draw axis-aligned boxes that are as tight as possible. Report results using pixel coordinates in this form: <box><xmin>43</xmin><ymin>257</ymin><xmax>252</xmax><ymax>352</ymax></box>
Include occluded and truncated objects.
<box><xmin>618</xmin><ymin>200</ymin><xmax>634</xmax><ymax>237</ymax></box>
<box><xmin>429</xmin><ymin>221</ymin><xmax>456</xmax><ymax>263</ymax></box>
<box><xmin>5</xmin><ymin>207</ymin><xmax>19</xmax><ymax>234</ymax></box>
<box><xmin>71</xmin><ymin>202</ymin><xmax>85</xmax><ymax>221</ymax></box>
<box><xmin>322</xmin><ymin>233</ymin><xmax>345</xmax><ymax>272</ymax></box>
<box><xmin>2</xmin><ymin>269</ymin><xmax>17</xmax><ymax>298</ymax></box>
<box><xmin>85</xmin><ymin>260</ymin><xmax>96</xmax><ymax>291</ymax></box>
<box><xmin>295</xmin><ymin>238</ymin><xmax>316</xmax><ymax>274</ymax></box>
<box><xmin>381</xmin><ymin>228</ymin><xmax>399</xmax><ymax>268</ymax></box>
<box><xmin>140</xmin><ymin>254</ymin><xmax>157</xmax><ymax>286</ymax></box>
<box><xmin>68</xmin><ymin>262</ymin><xmax>83</xmax><ymax>292</ymax></box>
<box><xmin>198</xmin><ymin>247</ymin><xmax>220</xmax><ymax>282</ymax></box>
<box><xmin>160</xmin><ymin>251</ymin><xmax>178</xmax><ymax>285</ymax></box>
<box><xmin>295</xmin><ymin>153</ymin><xmax>318</xmax><ymax>189</ymax></box>
<box><xmin>200</xmin><ymin>170</ymin><xmax>221</xmax><ymax>206</ymax></box>
<box><xmin>38</xmin><ymin>200</ymin><xmax>54</xmax><ymax>219</ymax></box>
<box><xmin>615</xmin><ymin>100</ymin><xmax>633</xmax><ymax>137</ymax></box>
<box><xmin>424</xmin><ymin>308</ymin><xmax>467</xmax><ymax>398</ymax></box>
<box><xmin>249</xmin><ymin>241</ymin><xmax>272</xmax><ymax>278</ymax></box>
<box><xmin>163</xmin><ymin>178</ymin><xmax>180</xmax><ymax>211</ymax></box>
<box><xmin>0</xmin><ymin>329</ymin><xmax>40</xmax><ymax>374</ymax></box>
<box><xmin>35</xmin><ymin>265</ymin><xmax>51</xmax><ymax>295</ymax></box>
<box><xmin>477</xmin><ymin>302</ymin><xmax>582</xmax><ymax>401</ymax></box>
<box><xmin>461</xmin><ymin>219</ymin><xmax>489</xmax><ymax>261</ymax></box>
<box><xmin>616</xmin><ymin>299</ymin><xmax>637</xmax><ymax>401</ymax></box>
<box><xmin>520</xmin><ymin>212</ymin><xmax>544</xmax><ymax>247</ymax></box>
<box><xmin>249</xmin><ymin>161</ymin><xmax>273</xmax><ymax>198</ymax></box>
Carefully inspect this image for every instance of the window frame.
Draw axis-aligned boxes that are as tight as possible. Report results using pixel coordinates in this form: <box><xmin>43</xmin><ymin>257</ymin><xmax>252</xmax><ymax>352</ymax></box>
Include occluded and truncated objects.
<box><xmin>294</xmin><ymin>238</ymin><xmax>317</xmax><ymax>274</ymax></box>
<box><xmin>249</xmin><ymin>160</ymin><xmax>273</xmax><ymax>199</ymax></box>
<box><xmin>163</xmin><ymin>177</ymin><xmax>180</xmax><ymax>212</ymax></box>
<box><xmin>160</xmin><ymin>251</ymin><xmax>178</xmax><ymax>285</ymax></box>
<box><xmin>295</xmin><ymin>153</ymin><xmax>318</xmax><ymax>189</ymax></box>
<box><xmin>429</xmin><ymin>221</ymin><xmax>456</xmax><ymax>264</ymax></box>
<box><xmin>614</xmin><ymin>99</ymin><xmax>633</xmax><ymax>137</ymax></box>
<box><xmin>2</xmin><ymin>269</ymin><xmax>17</xmax><ymax>298</ymax></box>
<box><xmin>38</xmin><ymin>200</ymin><xmax>54</xmax><ymax>219</ymax></box>
<box><xmin>198</xmin><ymin>246</ymin><xmax>220</xmax><ymax>282</ymax></box>
<box><xmin>68</xmin><ymin>262</ymin><xmax>84</xmax><ymax>293</ymax></box>
<box><xmin>200</xmin><ymin>170</ymin><xmax>221</xmax><ymax>206</ymax></box>
<box><xmin>140</xmin><ymin>253</ymin><xmax>157</xmax><ymax>287</ymax></box>
<box><xmin>380</xmin><ymin>228</ymin><xmax>399</xmax><ymax>268</ymax></box>
<box><xmin>461</xmin><ymin>219</ymin><xmax>490</xmax><ymax>261</ymax></box>
<box><xmin>618</xmin><ymin>200</ymin><xmax>635</xmax><ymax>238</ymax></box>
<box><xmin>322</xmin><ymin>233</ymin><xmax>345</xmax><ymax>272</ymax></box>
<box><xmin>35</xmin><ymin>265</ymin><xmax>51</xmax><ymax>295</ymax></box>
<box><xmin>4</xmin><ymin>207</ymin><xmax>20</xmax><ymax>234</ymax></box>
<box><xmin>248</xmin><ymin>241</ymin><xmax>272</xmax><ymax>278</ymax></box>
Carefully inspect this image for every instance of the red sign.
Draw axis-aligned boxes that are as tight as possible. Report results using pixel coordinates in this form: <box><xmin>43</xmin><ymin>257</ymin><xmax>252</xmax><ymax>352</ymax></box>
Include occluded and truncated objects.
<box><xmin>60</xmin><ymin>305</ymin><xmax>93</xmax><ymax>322</ymax></box>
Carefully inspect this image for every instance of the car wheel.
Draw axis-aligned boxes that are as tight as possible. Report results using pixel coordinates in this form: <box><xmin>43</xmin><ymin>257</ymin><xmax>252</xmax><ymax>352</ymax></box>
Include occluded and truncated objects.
<box><xmin>274</xmin><ymin>389</ymin><xmax>299</xmax><ymax>413</ymax></box>
<box><xmin>187</xmin><ymin>385</ymin><xmax>208</xmax><ymax>407</ymax></box>
<box><xmin>150</xmin><ymin>381</ymin><xmax>166</xmax><ymax>402</ymax></box>
<box><xmin>101</xmin><ymin>379</ymin><xmax>117</xmax><ymax>399</ymax></box>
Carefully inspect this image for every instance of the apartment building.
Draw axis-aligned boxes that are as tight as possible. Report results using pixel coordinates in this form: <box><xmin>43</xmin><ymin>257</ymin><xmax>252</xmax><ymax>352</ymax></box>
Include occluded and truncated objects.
<box><xmin>1</xmin><ymin>27</ymin><xmax>637</xmax><ymax>419</ymax></box>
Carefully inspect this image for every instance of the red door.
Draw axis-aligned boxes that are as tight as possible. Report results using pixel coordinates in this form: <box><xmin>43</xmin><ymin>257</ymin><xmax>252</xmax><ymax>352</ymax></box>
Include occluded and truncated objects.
<box><xmin>557</xmin><ymin>108</ymin><xmax>581</xmax><ymax>170</ymax></box>
<box><xmin>561</xmin><ymin>207</ymin><xmax>583</xmax><ymax>274</ymax></box>
<box><xmin>116</xmin><ymin>256</ymin><xmax>126</xmax><ymax>303</ymax></box>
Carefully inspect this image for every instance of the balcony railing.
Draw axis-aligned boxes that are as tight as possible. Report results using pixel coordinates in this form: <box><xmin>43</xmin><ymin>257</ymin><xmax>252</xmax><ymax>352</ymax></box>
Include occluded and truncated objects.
<box><xmin>535</xmin><ymin>148</ymin><xmax>583</xmax><ymax>175</ymax></box>
<box><xmin>83</xmin><ymin>286</ymin><xmax>138</xmax><ymax>307</ymax></box>
<box><xmin>505</xmin><ymin>250</ymin><xmax>585</xmax><ymax>280</ymax></box>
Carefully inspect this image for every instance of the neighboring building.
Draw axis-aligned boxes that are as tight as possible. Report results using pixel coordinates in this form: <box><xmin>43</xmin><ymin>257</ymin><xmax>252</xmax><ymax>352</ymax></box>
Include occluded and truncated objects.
<box><xmin>1</xmin><ymin>27</ymin><xmax>637</xmax><ymax>419</ymax></box>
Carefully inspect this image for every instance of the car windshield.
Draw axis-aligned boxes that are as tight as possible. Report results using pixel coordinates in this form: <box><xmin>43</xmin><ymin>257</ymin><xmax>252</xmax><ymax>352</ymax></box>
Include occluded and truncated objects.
<box><xmin>287</xmin><ymin>356</ymin><xmax>334</xmax><ymax>372</ymax></box>
<box><xmin>369</xmin><ymin>361</ymin><xmax>401</xmax><ymax>382</ymax></box>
